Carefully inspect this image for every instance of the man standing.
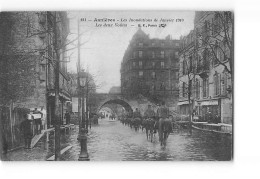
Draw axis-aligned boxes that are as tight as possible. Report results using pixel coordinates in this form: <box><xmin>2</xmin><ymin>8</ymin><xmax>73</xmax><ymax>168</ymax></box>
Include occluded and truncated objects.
<box><xmin>33</xmin><ymin>108</ymin><xmax>43</xmax><ymax>134</ymax></box>
<box><xmin>20</xmin><ymin>112</ymin><xmax>34</xmax><ymax>149</ymax></box>
<box><xmin>40</xmin><ymin>106</ymin><xmax>46</xmax><ymax>130</ymax></box>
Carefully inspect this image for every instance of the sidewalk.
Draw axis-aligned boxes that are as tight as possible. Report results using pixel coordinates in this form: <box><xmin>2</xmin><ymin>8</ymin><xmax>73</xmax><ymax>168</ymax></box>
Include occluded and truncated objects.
<box><xmin>1</xmin><ymin>124</ymin><xmax>76</xmax><ymax>161</ymax></box>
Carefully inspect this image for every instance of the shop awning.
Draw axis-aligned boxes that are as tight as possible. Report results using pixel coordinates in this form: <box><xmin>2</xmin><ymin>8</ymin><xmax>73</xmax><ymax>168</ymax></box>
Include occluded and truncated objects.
<box><xmin>48</xmin><ymin>90</ymin><xmax>71</xmax><ymax>101</ymax></box>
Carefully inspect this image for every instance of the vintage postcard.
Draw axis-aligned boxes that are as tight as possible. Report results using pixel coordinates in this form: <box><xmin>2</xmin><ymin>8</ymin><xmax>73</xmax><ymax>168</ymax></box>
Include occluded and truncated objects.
<box><xmin>0</xmin><ymin>11</ymin><xmax>233</xmax><ymax>161</ymax></box>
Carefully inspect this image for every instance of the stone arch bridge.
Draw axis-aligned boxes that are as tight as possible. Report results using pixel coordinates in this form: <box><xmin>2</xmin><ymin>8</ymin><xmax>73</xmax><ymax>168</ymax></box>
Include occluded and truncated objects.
<box><xmin>89</xmin><ymin>93</ymin><xmax>158</xmax><ymax>115</ymax></box>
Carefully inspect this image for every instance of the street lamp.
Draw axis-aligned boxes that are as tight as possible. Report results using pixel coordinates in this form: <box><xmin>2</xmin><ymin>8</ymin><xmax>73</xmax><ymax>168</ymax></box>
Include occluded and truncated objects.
<box><xmin>78</xmin><ymin>70</ymin><xmax>89</xmax><ymax>161</ymax></box>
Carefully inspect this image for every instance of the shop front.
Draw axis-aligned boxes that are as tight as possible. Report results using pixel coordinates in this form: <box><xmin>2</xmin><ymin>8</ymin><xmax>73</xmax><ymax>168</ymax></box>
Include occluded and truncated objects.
<box><xmin>197</xmin><ymin>99</ymin><xmax>221</xmax><ymax>123</ymax></box>
<box><xmin>177</xmin><ymin>100</ymin><xmax>193</xmax><ymax>115</ymax></box>
<box><xmin>46</xmin><ymin>90</ymin><xmax>71</xmax><ymax>128</ymax></box>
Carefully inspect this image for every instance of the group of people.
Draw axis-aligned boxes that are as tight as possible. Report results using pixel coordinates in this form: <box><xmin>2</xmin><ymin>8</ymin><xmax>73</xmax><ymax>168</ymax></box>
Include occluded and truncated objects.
<box><xmin>120</xmin><ymin>101</ymin><xmax>173</xmax><ymax>146</ymax></box>
<box><xmin>20</xmin><ymin>107</ymin><xmax>46</xmax><ymax>149</ymax></box>
<box><xmin>20</xmin><ymin>108</ymin><xmax>71</xmax><ymax>149</ymax></box>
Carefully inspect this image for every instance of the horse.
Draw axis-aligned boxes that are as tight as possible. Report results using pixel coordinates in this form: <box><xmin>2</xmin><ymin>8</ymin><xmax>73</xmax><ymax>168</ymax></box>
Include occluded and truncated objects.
<box><xmin>147</xmin><ymin>118</ymin><xmax>157</xmax><ymax>142</ymax></box>
<box><xmin>158</xmin><ymin>118</ymin><xmax>172</xmax><ymax>146</ymax></box>
<box><xmin>133</xmin><ymin>117</ymin><xmax>142</xmax><ymax>131</ymax></box>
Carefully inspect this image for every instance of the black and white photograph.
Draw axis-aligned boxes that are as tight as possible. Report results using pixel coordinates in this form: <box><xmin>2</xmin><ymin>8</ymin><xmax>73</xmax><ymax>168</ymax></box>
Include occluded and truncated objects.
<box><xmin>0</xmin><ymin>10</ymin><xmax>234</xmax><ymax>161</ymax></box>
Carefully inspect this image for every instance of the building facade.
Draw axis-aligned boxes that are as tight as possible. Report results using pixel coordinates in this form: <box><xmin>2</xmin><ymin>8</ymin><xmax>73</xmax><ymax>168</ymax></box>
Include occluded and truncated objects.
<box><xmin>178</xmin><ymin>11</ymin><xmax>233</xmax><ymax>124</ymax></box>
<box><xmin>121</xmin><ymin>28</ymin><xmax>180</xmax><ymax>108</ymax></box>
<box><xmin>0</xmin><ymin>12</ymin><xmax>72</xmax><ymax>127</ymax></box>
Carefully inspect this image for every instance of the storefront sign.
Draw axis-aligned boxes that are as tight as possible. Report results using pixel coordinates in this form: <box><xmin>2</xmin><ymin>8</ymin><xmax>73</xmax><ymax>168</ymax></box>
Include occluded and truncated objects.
<box><xmin>199</xmin><ymin>100</ymin><xmax>218</xmax><ymax>106</ymax></box>
<box><xmin>177</xmin><ymin>101</ymin><xmax>190</xmax><ymax>105</ymax></box>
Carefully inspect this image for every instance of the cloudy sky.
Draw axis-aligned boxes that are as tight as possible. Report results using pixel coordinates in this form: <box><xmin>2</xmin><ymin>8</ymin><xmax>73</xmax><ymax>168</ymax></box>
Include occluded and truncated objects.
<box><xmin>67</xmin><ymin>11</ymin><xmax>195</xmax><ymax>93</ymax></box>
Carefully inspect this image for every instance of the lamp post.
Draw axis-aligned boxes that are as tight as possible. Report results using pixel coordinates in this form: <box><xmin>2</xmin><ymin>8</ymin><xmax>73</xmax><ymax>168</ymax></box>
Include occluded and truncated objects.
<box><xmin>78</xmin><ymin>70</ymin><xmax>89</xmax><ymax>161</ymax></box>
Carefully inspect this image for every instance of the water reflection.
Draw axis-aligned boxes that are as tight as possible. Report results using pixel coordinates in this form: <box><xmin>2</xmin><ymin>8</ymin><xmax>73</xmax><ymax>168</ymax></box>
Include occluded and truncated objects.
<box><xmin>62</xmin><ymin>119</ymin><xmax>232</xmax><ymax>161</ymax></box>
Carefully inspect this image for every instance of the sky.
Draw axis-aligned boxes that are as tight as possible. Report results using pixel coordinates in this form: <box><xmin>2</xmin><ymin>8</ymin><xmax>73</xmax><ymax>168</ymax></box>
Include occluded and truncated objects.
<box><xmin>67</xmin><ymin>11</ymin><xmax>195</xmax><ymax>93</ymax></box>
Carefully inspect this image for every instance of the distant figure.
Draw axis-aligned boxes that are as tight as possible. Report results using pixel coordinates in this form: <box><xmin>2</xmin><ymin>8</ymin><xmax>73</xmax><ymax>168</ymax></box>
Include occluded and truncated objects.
<box><xmin>93</xmin><ymin>114</ymin><xmax>99</xmax><ymax>124</ymax></box>
<box><xmin>206</xmin><ymin>108</ymin><xmax>213</xmax><ymax>123</ymax></box>
<box><xmin>20</xmin><ymin>112</ymin><xmax>34</xmax><ymax>149</ymax></box>
<box><xmin>133</xmin><ymin>108</ymin><xmax>141</xmax><ymax>119</ymax></box>
<box><xmin>65</xmin><ymin>111</ymin><xmax>71</xmax><ymax>125</ymax></box>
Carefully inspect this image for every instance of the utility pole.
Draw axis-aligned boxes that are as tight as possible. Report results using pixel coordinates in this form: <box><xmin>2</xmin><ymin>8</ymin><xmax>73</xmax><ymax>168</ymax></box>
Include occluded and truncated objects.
<box><xmin>53</xmin><ymin>12</ymin><xmax>61</xmax><ymax>161</ymax></box>
<box><xmin>77</xmin><ymin>18</ymin><xmax>89</xmax><ymax>161</ymax></box>
<box><xmin>77</xmin><ymin>18</ymin><xmax>82</xmax><ymax>135</ymax></box>
<box><xmin>86</xmin><ymin>73</ymin><xmax>89</xmax><ymax>131</ymax></box>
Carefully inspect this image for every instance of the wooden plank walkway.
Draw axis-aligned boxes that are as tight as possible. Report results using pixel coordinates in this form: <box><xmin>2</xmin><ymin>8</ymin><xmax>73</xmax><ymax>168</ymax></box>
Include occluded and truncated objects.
<box><xmin>46</xmin><ymin>145</ymin><xmax>73</xmax><ymax>161</ymax></box>
<box><xmin>30</xmin><ymin>124</ymin><xmax>75</xmax><ymax>149</ymax></box>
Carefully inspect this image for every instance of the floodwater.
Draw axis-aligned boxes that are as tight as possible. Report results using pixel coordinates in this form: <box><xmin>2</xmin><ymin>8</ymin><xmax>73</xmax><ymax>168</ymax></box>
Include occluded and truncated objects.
<box><xmin>3</xmin><ymin>118</ymin><xmax>232</xmax><ymax>161</ymax></box>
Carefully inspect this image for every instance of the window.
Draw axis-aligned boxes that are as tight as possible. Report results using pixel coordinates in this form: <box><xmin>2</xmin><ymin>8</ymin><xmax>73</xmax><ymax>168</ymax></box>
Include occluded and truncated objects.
<box><xmin>160</xmin><ymin>51</ymin><xmax>165</xmax><ymax>58</ymax></box>
<box><xmin>139</xmin><ymin>61</ymin><xmax>142</xmax><ymax>68</ymax></box>
<box><xmin>138</xmin><ymin>51</ymin><xmax>143</xmax><ymax>58</ymax></box>
<box><xmin>152</xmin><ymin>61</ymin><xmax>155</xmax><ymax>68</ymax></box>
<box><xmin>152</xmin><ymin>42</ymin><xmax>155</xmax><ymax>46</ymax></box>
<box><xmin>203</xmin><ymin>78</ymin><xmax>209</xmax><ymax>98</ymax></box>
<box><xmin>214</xmin><ymin>73</ymin><xmax>220</xmax><ymax>96</ymax></box>
<box><xmin>41</xmin><ymin>64</ymin><xmax>46</xmax><ymax>72</ymax></box>
<box><xmin>224</xmin><ymin>39</ymin><xmax>230</xmax><ymax>60</ymax></box>
<box><xmin>160</xmin><ymin>61</ymin><xmax>165</xmax><ymax>68</ymax></box>
<box><xmin>133</xmin><ymin>61</ymin><xmax>136</xmax><ymax>68</ymax></box>
<box><xmin>212</xmin><ymin>13</ymin><xmax>221</xmax><ymax>35</ymax></box>
<box><xmin>189</xmin><ymin>56</ymin><xmax>193</xmax><ymax>71</ymax></box>
<box><xmin>176</xmin><ymin>43</ymin><xmax>179</xmax><ymax>47</ymax></box>
<box><xmin>182</xmin><ymin>82</ymin><xmax>187</xmax><ymax>98</ymax></box>
<box><xmin>161</xmin><ymin>42</ymin><xmax>165</xmax><ymax>47</ymax></box>
<box><xmin>195</xmin><ymin>79</ymin><xmax>200</xmax><ymax>98</ymax></box>
<box><xmin>152</xmin><ymin>51</ymin><xmax>155</xmax><ymax>58</ymax></box>
<box><xmin>182</xmin><ymin>61</ymin><xmax>186</xmax><ymax>75</ymax></box>
<box><xmin>219</xmin><ymin>41</ymin><xmax>225</xmax><ymax>61</ymax></box>
<box><xmin>138</xmin><ymin>42</ymin><xmax>143</xmax><ymax>47</ymax></box>
<box><xmin>139</xmin><ymin>71</ymin><xmax>143</xmax><ymax>77</ymax></box>
<box><xmin>133</xmin><ymin>51</ymin><xmax>137</xmax><ymax>58</ymax></box>
<box><xmin>152</xmin><ymin>71</ymin><xmax>156</xmax><ymax>79</ymax></box>
<box><xmin>26</xmin><ymin>16</ymin><xmax>31</xmax><ymax>37</ymax></box>
<box><xmin>221</xmin><ymin>72</ymin><xmax>228</xmax><ymax>95</ymax></box>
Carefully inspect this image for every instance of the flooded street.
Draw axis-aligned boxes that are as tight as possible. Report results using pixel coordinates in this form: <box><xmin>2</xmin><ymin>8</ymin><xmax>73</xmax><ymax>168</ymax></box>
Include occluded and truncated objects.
<box><xmin>4</xmin><ymin>118</ymin><xmax>232</xmax><ymax>161</ymax></box>
<box><xmin>63</xmin><ymin>118</ymin><xmax>232</xmax><ymax>161</ymax></box>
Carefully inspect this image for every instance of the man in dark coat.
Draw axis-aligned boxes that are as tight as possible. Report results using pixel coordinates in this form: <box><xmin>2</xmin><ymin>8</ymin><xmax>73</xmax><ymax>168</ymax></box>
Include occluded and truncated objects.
<box><xmin>20</xmin><ymin>113</ymin><xmax>34</xmax><ymax>149</ymax></box>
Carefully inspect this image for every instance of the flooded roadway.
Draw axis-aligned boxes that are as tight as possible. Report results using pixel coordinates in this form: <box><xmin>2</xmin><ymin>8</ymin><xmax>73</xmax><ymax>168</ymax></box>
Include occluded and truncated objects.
<box><xmin>62</xmin><ymin>118</ymin><xmax>232</xmax><ymax>161</ymax></box>
<box><xmin>3</xmin><ymin>118</ymin><xmax>232</xmax><ymax>161</ymax></box>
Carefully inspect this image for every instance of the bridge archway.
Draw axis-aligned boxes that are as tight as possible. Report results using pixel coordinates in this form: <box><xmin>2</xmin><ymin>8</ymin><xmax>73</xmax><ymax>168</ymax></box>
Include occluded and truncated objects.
<box><xmin>97</xmin><ymin>98</ymin><xmax>133</xmax><ymax>114</ymax></box>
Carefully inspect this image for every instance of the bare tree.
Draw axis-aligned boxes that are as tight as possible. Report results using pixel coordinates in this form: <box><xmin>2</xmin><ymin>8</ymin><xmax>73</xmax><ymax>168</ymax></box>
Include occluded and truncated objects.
<box><xmin>195</xmin><ymin>11</ymin><xmax>234</xmax><ymax>94</ymax></box>
<box><xmin>180</xmin><ymin>51</ymin><xmax>197</xmax><ymax>127</ymax></box>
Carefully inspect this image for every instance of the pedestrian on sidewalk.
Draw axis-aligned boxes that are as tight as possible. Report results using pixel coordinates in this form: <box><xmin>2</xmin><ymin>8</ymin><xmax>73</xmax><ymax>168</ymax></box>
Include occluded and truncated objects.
<box><xmin>33</xmin><ymin>108</ymin><xmax>43</xmax><ymax>134</ymax></box>
<box><xmin>40</xmin><ymin>106</ymin><xmax>46</xmax><ymax>130</ymax></box>
<box><xmin>20</xmin><ymin>112</ymin><xmax>34</xmax><ymax>149</ymax></box>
